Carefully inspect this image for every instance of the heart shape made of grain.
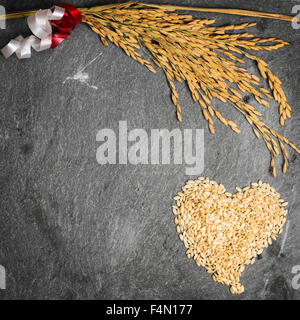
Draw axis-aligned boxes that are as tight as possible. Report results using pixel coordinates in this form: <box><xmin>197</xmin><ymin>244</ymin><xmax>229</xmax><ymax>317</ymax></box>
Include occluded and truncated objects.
<box><xmin>172</xmin><ymin>178</ymin><xmax>288</xmax><ymax>294</ymax></box>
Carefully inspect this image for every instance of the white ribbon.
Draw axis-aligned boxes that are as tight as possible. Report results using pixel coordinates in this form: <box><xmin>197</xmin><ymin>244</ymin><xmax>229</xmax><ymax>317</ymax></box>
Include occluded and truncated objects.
<box><xmin>1</xmin><ymin>6</ymin><xmax>65</xmax><ymax>59</ymax></box>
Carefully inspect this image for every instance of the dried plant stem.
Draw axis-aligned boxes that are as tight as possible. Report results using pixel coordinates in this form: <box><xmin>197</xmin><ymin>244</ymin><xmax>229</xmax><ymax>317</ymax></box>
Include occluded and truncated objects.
<box><xmin>142</xmin><ymin>3</ymin><xmax>300</xmax><ymax>23</ymax></box>
<box><xmin>3</xmin><ymin>2</ymin><xmax>299</xmax><ymax>23</ymax></box>
<box><xmin>0</xmin><ymin>10</ymin><xmax>38</xmax><ymax>20</ymax></box>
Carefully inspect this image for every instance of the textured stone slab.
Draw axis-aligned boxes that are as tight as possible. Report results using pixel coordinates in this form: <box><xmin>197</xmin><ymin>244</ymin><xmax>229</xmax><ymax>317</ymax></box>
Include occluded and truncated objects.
<box><xmin>0</xmin><ymin>0</ymin><xmax>299</xmax><ymax>300</ymax></box>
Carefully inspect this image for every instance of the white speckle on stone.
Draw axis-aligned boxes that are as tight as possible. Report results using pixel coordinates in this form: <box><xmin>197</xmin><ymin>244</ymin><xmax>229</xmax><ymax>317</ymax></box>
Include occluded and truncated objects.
<box><xmin>260</xmin><ymin>278</ymin><xmax>269</xmax><ymax>299</ymax></box>
<box><xmin>63</xmin><ymin>52</ymin><xmax>103</xmax><ymax>90</ymax></box>
<box><xmin>64</xmin><ymin>71</ymin><xmax>98</xmax><ymax>90</ymax></box>
<box><xmin>278</xmin><ymin>220</ymin><xmax>290</xmax><ymax>257</ymax></box>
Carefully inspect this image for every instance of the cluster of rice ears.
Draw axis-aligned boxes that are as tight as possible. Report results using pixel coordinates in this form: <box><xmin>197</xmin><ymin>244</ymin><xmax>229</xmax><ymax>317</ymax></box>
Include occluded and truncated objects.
<box><xmin>81</xmin><ymin>2</ymin><xmax>299</xmax><ymax>176</ymax></box>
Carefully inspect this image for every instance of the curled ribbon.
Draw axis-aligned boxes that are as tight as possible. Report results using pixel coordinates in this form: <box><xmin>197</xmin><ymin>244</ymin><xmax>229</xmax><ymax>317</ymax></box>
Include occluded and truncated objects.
<box><xmin>51</xmin><ymin>4</ymin><xmax>82</xmax><ymax>49</ymax></box>
<box><xmin>1</xmin><ymin>4</ymin><xmax>81</xmax><ymax>59</ymax></box>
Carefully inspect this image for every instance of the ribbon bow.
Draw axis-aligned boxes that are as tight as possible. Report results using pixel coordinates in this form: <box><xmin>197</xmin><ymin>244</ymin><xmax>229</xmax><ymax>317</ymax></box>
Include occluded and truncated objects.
<box><xmin>50</xmin><ymin>4</ymin><xmax>82</xmax><ymax>49</ymax></box>
<box><xmin>1</xmin><ymin>4</ymin><xmax>81</xmax><ymax>59</ymax></box>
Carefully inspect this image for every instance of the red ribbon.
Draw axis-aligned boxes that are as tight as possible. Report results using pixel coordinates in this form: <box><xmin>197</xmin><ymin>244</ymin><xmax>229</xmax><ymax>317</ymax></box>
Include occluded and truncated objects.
<box><xmin>50</xmin><ymin>4</ymin><xmax>82</xmax><ymax>49</ymax></box>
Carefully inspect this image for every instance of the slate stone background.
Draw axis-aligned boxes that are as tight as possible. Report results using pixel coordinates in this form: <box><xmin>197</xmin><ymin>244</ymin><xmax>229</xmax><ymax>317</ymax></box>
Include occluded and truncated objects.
<box><xmin>0</xmin><ymin>0</ymin><xmax>299</xmax><ymax>300</ymax></box>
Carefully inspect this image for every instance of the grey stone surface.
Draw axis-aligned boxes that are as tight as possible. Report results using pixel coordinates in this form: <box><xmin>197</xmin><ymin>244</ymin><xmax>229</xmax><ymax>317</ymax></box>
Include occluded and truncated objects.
<box><xmin>0</xmin><ymin>0</ymin><xmax>299</xmax><ymax>300</ymax></box>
